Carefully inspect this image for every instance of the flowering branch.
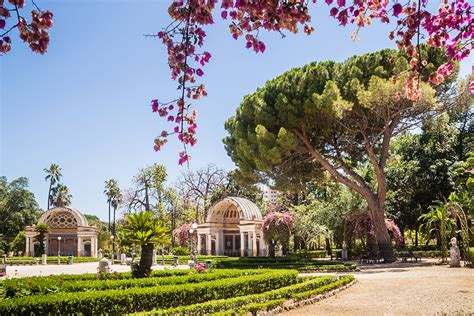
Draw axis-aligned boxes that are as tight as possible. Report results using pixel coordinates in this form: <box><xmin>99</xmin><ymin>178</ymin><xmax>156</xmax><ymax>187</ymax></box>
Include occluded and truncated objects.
<box><xmin>0</xmin><ymin>0</ymin><xmax>53</xmax><ymax>54</ymax></box>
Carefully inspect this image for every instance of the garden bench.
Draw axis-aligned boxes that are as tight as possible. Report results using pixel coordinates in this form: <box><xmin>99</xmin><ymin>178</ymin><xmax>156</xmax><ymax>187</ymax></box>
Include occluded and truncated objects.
<box><xmin>397</xmin><ymin>249</ymin><xmax>420</xmax><ymax>262</ymax></box>
<box><xmin>359</xmin><ymin>253</ymin><xmax>382</xmax><ymax>264</ymax></box>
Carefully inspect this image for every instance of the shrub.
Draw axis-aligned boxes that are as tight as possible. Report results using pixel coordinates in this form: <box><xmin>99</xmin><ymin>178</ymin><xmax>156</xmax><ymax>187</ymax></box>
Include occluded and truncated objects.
<box><xmin>1</xmin><ymin>269</ymin><xmax>265</xmax><ymax>298</ymax></box>
<box><xmin>0</xmin><ymin>270</ymin><xmax>298</xmax><ymax>315</ymax></box>
<box><xmin>293</xmin><ymin>250</ymin><xmax>327</xmax><ymax>258</ymax></box>
<box><xmin>142</xmin><ymin>275</ymin><xmax>351</xmax><ymax>315</ymax></box>
<box><xmin>216</xmin><ymin>258</ymin><xmax>357</xmax><ymax>271</ymax></box>
<box><xmin>171</xmin><ymin>247</ymin><xmax>190</xmax><ymax>256</ymax></box>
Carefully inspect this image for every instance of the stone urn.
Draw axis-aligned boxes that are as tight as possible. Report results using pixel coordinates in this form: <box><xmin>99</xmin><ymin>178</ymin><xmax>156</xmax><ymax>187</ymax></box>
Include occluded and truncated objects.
<box><xmin>98</xmin><ymin>257</ymin><xmax>111</xmax><ymax>274</ymax></box>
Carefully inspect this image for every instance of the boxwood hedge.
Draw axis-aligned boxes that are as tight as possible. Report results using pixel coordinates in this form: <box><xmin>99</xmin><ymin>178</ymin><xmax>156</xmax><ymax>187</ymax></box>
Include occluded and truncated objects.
<box><xmin>139</xmin><ymin>275</ymin><xmax>355</xmax><ymax>315</ymax></box>
<box><xmin>1</xmin><ymin>269</ymin><xmax>266</xmax><ymax>298</ymax></box>
<box><xmin>0</xmin><ymin>270</ymin><xmax>298</xmax><ymax>315</ymax></box>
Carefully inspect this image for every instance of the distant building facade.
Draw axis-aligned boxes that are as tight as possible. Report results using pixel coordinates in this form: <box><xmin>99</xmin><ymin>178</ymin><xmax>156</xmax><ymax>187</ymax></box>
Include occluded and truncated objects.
<box><xmin>25</xmin><ymin>206</ymin><xmax>98</xmax><ymax>257</ymax></box>
<box><xmin>262</xmin><ymin>187</ymin><xmax>279</xmax><ymax>205</ymax></box>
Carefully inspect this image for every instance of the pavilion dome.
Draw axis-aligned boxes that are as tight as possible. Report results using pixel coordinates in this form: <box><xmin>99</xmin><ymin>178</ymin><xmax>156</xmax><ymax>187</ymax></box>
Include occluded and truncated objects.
<box><xmin>38</xmin><ymin>206</ymin><xmax>89</xmax><ymax>229</ymax></box>
<box><xmin>206</xmin><ymin>197</ymin><xmax>262</xmax><ymax>223</ymax></box>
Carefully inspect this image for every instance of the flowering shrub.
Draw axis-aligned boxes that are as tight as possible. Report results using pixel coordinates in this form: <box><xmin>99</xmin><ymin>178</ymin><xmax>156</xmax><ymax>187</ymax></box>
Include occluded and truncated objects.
<box><xmin>195</xmin><ymin>262</ymin><xmax>206</xmax><ymax>273</ymax></box>
<box><xmin>262</xmin><ymin>208</ymin><xmax>293</xmax><ymax>257</ymax></box>
<box><xmin>346</xmin><ymin>212</ymin><xmax>404</xmax><ymax>255</ymax></box>
<box><xmin>173</xmin><ymin>223</ymin><xmax>196</xmax><ymax>247</ymax></box>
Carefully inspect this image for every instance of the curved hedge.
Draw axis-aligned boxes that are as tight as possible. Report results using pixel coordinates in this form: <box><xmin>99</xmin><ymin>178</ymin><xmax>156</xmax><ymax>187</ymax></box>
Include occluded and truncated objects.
<box><xmin>1</xmin><ymin>269</ymin><xmax>266</xmax><ymax>298</ymax></box>
<box><xmin>138</xmin><ymin>275</ymin><xmax>355</xmax><ymax>315</ymax></box>
<box><xmin>0</xmin><ymin>270</ymin><xmax>298</xmax><ymax>315</ymax></box>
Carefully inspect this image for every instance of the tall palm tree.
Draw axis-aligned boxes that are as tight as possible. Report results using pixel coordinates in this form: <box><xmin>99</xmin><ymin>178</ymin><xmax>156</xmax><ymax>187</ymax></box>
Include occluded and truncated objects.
<box><xmin>51</xmin><ymin>184</ymin><xmax>72</xmax><ymax>207</ymax></box>
<box><xmin>104</xmin><ymin>179</ymin><xmax>121</xmax><ymax>260</ymax></box>
<box><xmin>122</xmin><ymin>210</ymin><xmax>168</xmax><ymax>277</ymax></box>
<box><xmin>44</xmin><ymin>163</ymin><xmax>62</xmax><ymax>210</ymax></box>
<box><xmin>104</xmin><ymin>179</ymin><xmax>121</xmax><ymax>233</ymax></box>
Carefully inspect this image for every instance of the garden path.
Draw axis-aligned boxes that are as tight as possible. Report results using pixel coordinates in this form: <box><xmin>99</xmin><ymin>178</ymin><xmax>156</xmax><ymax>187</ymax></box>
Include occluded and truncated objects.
<box><xmin>283</xmin><ymin>260</ymin><xmax>474</xmax><ymax>315</ymax></box>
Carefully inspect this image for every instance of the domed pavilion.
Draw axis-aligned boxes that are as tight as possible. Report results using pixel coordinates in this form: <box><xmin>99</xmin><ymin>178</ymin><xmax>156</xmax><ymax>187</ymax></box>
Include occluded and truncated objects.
<box><xmin>196</xmin><ymin>197</ymin><xmax>267</xmax><ymax>257</ymax></box>
<box><xmin>25</xmin><ymin>206</ymin><xmax>98</xmax><ymax>257</ymax></box>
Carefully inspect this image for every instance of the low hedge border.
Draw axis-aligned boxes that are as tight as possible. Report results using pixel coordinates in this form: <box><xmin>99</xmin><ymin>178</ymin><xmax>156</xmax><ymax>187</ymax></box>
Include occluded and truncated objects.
<box><xmin>2</xmin><ymin>268</ymin><xmax>192</xmax><ymax>284</ymax></box>
<box><xmin>0</xmin><ymin>270</ymin><xmax>298</xmax><ymax>315</ymax></box>
<box><xmin>141</xmin><ymin>275</ymin><xmax>338</xmax><ymax>315</ymax></box>
<box><xmin>1</xmin><ymin>269</ymin><xmax>266</xmax><ymax>299</ymax></box>
<box><xmin>4</xmin><ymin>257</ymin><xmax>100</xmax><ymax>265</ymax></box>
<box><xmin>227</xmin><ymin>275</ymin><xmax>356</xmax><ymax>316</ymax></box>
<box><xmin>216</xmin><ymin>260</ymin><xmax>357</xmax><ymax>271</ymax></box>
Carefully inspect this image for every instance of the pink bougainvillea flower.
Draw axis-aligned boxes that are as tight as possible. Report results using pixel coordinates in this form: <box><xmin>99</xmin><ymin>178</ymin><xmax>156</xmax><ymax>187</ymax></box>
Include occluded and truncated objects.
<box><xmin>392</xmin><ymin>3</ymin><xmax>403</xmax><ymax>17</ymax></box>
<box><xmin>151</xmin><ymin>99</ymin><xmax>159</xmax><ymax>112</ymax></box>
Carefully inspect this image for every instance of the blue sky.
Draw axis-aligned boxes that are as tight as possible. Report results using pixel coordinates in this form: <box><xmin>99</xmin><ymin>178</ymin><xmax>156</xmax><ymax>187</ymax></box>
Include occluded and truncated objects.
<box><xmin>1</xmin><ymin>0</ymin><xmax>472</xmax><ymax>221</ymax></box>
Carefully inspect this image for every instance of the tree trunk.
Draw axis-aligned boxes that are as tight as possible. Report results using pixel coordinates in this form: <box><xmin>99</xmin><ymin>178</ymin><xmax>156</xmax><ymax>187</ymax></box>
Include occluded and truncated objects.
<box><xmin>136</xmin><ymin>243</ymin><xmax>154</xmax><ymax>277</ymax></box>
<box><xmin>144</xmin><ymin>181</ymin><xmax>150</xmax><ymax>211</ymax></box>
<box><xmin>112</xmin><ymin>206</ymin><xmax>116</xmax><ymax>257</ymax></box>
<box><xmin>47</xmin><ymin>182</ymin><xmax>52</xmax><ymax>210</ymax></box>
<box><xmin>325</xmin><ymin>237</ymin><xmax>332</xmax><ymax>256</ymax></box>
<box><xmin>368</xmin><ymin>199</ymin><xmax>394</xmax><ymax>261</ymax></box>
<box><xmin>415</xmin><ymin>226</ymin><xmax>419</xmax><ymax>248</ymax></box>
<box><xmin>269</xmin><ymin>241</ymin><xmax>275</xmax><ymax>258</ymax></box>
<box><xmin>108</xmin><ymin>201</ymin><xmax>111</xmax><ymax>232</ymax></box>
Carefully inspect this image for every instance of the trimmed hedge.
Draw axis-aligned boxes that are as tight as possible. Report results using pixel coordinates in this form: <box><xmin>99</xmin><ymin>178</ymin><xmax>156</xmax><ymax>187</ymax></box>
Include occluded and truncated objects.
<box><xmin>0</xmin><ymin>270</ymin><xmax>298</xmax><ymax>315</ymax></box>
<box><xmin>293</xmin><ymin>250</ymin><xmax>328</xmax><ymax>258</ymax></box>
<box><xmin>2</xmin><ymin>269</ymin><xmax>192</xmax><ymax>285</ymax></box>
<box><xmin>4</xmin><ymin>256</ymin><xmax>100</xmax><ymax>265</ymax></box>
<box><xmin>140</xmin><ymin>275</ymin><xmax>354</xmax><ymax>315</ymax></box>
<box><xmin>292</xmin><ymin>275</ymin><xmax>355</xmax><ymax>301</ymax></box>
<box><xmin>216</xmin><ymin>258</ymin><xmax>357</xmax><ymax>271</ymax></box>
<box><xmin>1</xmin><ymin>269</ymin><xmax>265</xmax><ymax>298</ymax></box>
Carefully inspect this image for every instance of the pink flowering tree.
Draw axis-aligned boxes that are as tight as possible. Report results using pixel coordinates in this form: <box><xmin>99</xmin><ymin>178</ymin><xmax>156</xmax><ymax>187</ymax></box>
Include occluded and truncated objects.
<box><xmin>173</xmin><ymin>223</ymin><xmax>196</xmax><ymax>247</ymax></box>
<box><xmin>346</xmin><ymin>212</ymin><xmax>404</xmax><ymax>256</ymax></box>
<box><xmin>0</xmin><ymin>0</ymin><xmax>53</xmax><ymax>54</ymax></box>
<box><xmin>262</xmin><ymin>206</ymin><xmax>294</xmax><ymax>258</ymax></box>
<box><xmin>147</xmin><ymin>0</ymin><xmax>473</xmax><ymax>163</ymax></box>
<box><xmin>2</xmin><ymin>1</ymin><xmax>472</xmax><ymax>163</ymax></box>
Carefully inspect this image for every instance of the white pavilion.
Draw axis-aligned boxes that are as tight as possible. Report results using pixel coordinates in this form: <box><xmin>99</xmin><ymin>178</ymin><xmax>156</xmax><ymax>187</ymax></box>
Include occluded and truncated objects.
<box><xmin>196</xmin><ymin>197</ymin><xmax>267</xmax><ymax>257</ymax></box>
<box><xmin>25</xmin><ymin>206</ymin><xmax>98</xmax><ymax>257</ymax></box>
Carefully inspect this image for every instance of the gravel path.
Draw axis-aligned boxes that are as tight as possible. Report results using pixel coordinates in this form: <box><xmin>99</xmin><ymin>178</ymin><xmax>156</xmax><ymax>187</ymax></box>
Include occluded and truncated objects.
<box><xmin>283</xmin><ymin>261</ymin><xmax>474</xmax><ymax>315</ymax></box>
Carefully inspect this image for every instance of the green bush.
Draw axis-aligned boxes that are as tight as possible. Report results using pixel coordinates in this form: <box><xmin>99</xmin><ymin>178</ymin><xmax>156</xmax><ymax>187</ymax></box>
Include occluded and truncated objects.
<box><xmin>171</xmin><ymin>247</ymin><xmax>190</xmax><ymax>256</ymax></box>
<box><xmin>216</xmin><ymin>258</ymin><xmax>357</xmax><ymax>271</ymax></box>
<box><xmin>141</xmin><ymin>275</ymin><xmax>354</xmax><ymax>315</ymax></box>
<box><xmin>1</xmin><ymin>269</ymin><xmax>265</xmax><ymax>298</ymax></box>
<box><xmin>293</xmin><ymin>250</ymin><xmax>327</xmax><ymax>258</ymax></box>
<box><xmin>4</xmin><ymin>256</ymin><xmax>100</xmax><ymax>265</ymax></box>
<box><xmin>0</xmin><ymin>270</ymin><xmax>298</xmax><ymax>315</ymax></box>
<box><xmin>292</xmin><ymin>275</ymin><xmax>355</xmax><ymax>301</ymax></box>
<box><xmin>1</xmin><ymin>269</ymin><xmax>193</xmax><ymax>288</ymax></box>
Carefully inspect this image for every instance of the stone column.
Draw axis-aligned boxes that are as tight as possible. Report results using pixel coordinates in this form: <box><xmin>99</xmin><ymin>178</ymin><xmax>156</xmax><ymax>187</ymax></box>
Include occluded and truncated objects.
<box><xmin>240</xmin><ymin>232</ymin><xmax>245</xmax><ymax>257</ymax></box>
<box><xmin>206</xmin><ymin>234</ymin><xmax>212</xmax><ymax>255</ymax></box>
<box><xmin>197</xmin><ymin>234</ymin><xmax>202</xmax><ymax>255</ymax></box>
<box><xmin>252</xmin><ymin>232</ymin><xmax>257</xmax><ymax>257</ymax></box>
<box><xmin>91</xmin><ymin>237</ymin><xmax>96</xmax><ymax>258</ymax></box>
<box><xmin>25</xmin><ymin>236</ymin><xmax>30</xmax><ymax>256</ymax></box>
<box><xmin>215</xmin><ymin>233</ymin><xmax>221</xmax><ymax>256</ymax></box>
<box><xmin>29</xmin><ymin>237</ymin><xmax>35</xmax><ymax>256</ymax></box>
<box><xmin>44</xmin><ymin>236</ymin><xmax>49</xmax><ymax>256</ymax></box>
<box><xmin>77</xmin><ymin>237</ymin><xmax>82</xmax><ymax>257</ymax></box>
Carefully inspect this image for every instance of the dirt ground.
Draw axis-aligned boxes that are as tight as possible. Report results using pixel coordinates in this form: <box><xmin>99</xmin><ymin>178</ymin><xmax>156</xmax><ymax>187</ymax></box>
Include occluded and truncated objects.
<box><xmin>282</xmin><ymin>260</ymin><xmax>474</xmax><ymax>316</ymax></box>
